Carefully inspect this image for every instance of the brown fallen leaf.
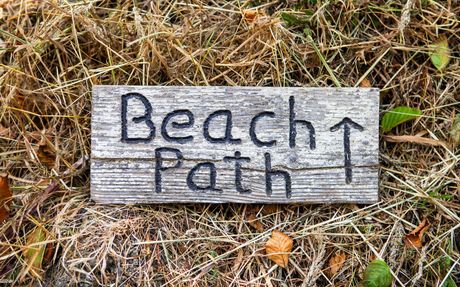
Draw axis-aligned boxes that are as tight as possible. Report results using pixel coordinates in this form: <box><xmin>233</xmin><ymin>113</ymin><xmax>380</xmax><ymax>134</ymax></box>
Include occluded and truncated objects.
<box><xmin>91</xmin><ymin>74</ymin><xmax>101</xmax><ymax>85</ymax></box>
<box><xmin>261</xmin><ymin>204</ymin><xmax>278</xmax><ymax>215</ymax></box>
<box><xmin>24</xmin><ymin>157</ymin><xmax>87</xmax><ymax>218</ymax></box>
<box><xmin>265</xmin><ymin>230</ymin><xmax>293</xmax><ymax>268</ymax></box>
<box><xmin>360</xmin><ymin>77</ymin><xmax>372</xmax><ymax>87</ymax></box>
<box><xmin>24</xmin><ymin>181</ymin><xmax>59</xmax><ymax>217</ymax></box>
<box><xmin>404</xmin><ymin>218</ymin><xmax>430</xmax><ymax>248</ymax></box>
<box><xmin>326</xmin><ymin>251</ymin><xmax>346</xmax><ymax>277</ymax></box>
<box><xmin>247</xmin><ymin>212</ymin><xmax>264</xmax><ymax>232</ymax></box>
<box><xmin>43</xmin><ymin>242</ymin><xmax>55</xmax><ymax>264</ymax></box>
<box><xmin>384</xmin><ymin>135</ymin><xmax>447</xmax><ymax>147</ymax></box>
<box><xmin>0</xmin><ymin>124</ymin><xmax>12</xmax><ymax>138</ymax></box>
<box><xmin>0</xmin><ymin>173</ymin><xmax>12</xmax><ymax>222</ymax></box>
<box><xmin>37</xmin><ymin>141</ymin><xmax>55</xmax><ymax>168</ymax></box>
<box><xmin>243</xmin><ymin>9</ymin><xmax>258</xmax><ymax>23</ymax></box>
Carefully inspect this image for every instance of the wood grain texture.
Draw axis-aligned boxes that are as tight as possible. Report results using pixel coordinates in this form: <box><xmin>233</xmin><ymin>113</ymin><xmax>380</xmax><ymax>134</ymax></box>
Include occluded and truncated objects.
<box><xmin>91</xmin><ymin>86</ymin><xmax>379</xmax><ymax>204</ymax></box>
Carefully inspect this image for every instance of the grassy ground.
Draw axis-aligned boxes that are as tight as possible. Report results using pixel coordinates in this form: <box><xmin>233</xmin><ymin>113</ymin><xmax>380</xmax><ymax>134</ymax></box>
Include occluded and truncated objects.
<box><xmin>0</xmin><ymin>0</ymin><xmax>459</xmax><ymax>286</ymax></box>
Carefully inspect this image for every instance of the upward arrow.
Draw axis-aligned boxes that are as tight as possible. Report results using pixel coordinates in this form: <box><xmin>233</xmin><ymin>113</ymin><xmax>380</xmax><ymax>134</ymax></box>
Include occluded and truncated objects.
<box><xmin>330</xmin><ymin>117</ymin><xmax>364</xmax><ymax>184</ymax></box>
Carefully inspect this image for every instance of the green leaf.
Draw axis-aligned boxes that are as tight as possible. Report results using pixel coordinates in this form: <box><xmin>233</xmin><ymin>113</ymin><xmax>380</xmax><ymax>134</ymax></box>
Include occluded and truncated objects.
<box><xmin>441</xmin><ymin>276</ymin><xmax>457</xmax><ymax>287</ymax></box>
<box><xmin>430</xmin><ymin>37</ymin><xmax>451</xmax><ymax>72</ymax></box>
<box><xmin>450</xmin><ymin>114</ymin><xmax>460</xmax><ymax>146</ymax></box>
<box><xmin>428</xmin><ymin>191</ymin><xmax>453</xmax><ymax>201</ymax></box>
<box><xmin>303</xmin><ymin>9</ymin><xmax>314</xmax><ymax>16</ymax></box>
<box><xmin>381</xmin><ymin>106</ymin><xmax>422</xmax><ymax>133</ymax></box>
<box><xmin>303</xmin><ymin>27</ymin><xmax>312</xmax><ymax>37</ymax></box>
<box><xmin>24</xmin><ymin>227</ymin><xmax>46</xmax><ymax>278</ymax></box>
<box><xmin>420</xmin><ymin>0</ymin><xmax>429</xmax><ymax>6</ymax></box>
<box><xmin>280</xmin><ymin>12</ymin><xmax>309</xmax><ymax>26</ymax></box>
<box><xmin>360</xmin><ymin>259</ymin><xmax>392</xmax><ymax>287</ymax></box>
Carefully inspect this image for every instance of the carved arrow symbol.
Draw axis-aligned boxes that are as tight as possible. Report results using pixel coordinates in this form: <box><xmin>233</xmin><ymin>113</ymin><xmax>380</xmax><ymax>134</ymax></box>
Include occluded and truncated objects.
<box><xmin>330</xmin><ymin>117</ymin><xmax>364</xmax><ymax>184</ymax></box>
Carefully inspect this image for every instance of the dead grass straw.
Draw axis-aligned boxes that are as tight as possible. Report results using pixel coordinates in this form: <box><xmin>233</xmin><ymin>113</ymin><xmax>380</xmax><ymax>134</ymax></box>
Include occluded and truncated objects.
<box><xmin>0</xmin><ymin>0</ymin><xmax>459</xmax><ymax>286</ymax></box>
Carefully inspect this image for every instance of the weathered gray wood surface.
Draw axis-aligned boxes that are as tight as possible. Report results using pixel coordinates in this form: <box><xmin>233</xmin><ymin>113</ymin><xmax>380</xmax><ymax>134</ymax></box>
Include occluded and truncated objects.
<box><xmin>91</xmin><ymin>86</ymin><xmax>379</xmax><ymax>204</ymax></box>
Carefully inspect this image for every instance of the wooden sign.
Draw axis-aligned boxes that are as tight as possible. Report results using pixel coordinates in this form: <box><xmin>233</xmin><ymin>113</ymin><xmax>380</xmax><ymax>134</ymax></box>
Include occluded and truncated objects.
<box><xmin>91</xmin><ymin>86</ymin><xmax>379</xmax><ymax>204</ymax></box>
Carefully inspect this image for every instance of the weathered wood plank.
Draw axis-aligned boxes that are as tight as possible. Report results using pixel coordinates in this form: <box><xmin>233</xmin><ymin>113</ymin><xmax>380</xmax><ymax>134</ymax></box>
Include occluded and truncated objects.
<box><xmin>91</xmin><ymin>86</ymin><xmax>379</xmax><ymax>204</ymax></box>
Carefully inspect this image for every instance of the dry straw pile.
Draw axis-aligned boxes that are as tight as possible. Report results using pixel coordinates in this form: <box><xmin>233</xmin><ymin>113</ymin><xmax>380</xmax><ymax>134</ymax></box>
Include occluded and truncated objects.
<box><xmin>0</xmin><ymin>0</ymin><xmax>459</xmax><ymax>286</ymax></box>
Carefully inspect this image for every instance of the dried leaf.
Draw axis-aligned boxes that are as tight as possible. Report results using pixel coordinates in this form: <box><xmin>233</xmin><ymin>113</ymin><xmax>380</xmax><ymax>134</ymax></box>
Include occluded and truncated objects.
<box><xmin>265</xmin><ymin>230</ymin><xmax>293</xmax><ymax>268</ymax></box>
<box><xmin>0</xmin><ymin>124</ymin><xmax>12</xmax><ymax>137</ymax></box>
<box><xmin>243</xmin><ymin>10</ymin><xmax>258</xmax><ymax>23</ymax></box>
<box><xmin>23</xmin><ymin>227</ymin><xmax>47</xmax><ymax>279</ymax></box>
<box><xmin>261</xmin><ymin>204</ymin><xmax>278</xmax><ymax>215</ymax></box>
<box><xmin>404</xmin><ymin>218</ymin><xmax>430</xmax><ymax>248</ymax></box>
<box><xmin>37</xmin><ymin>141</ymin><xmax>55</xmax><ymax>168</ymax></box>
<box><xmin>91</xmin><ymin>74</ymin><xmax>101</xmax><ymax>85</ymax></box>
<box><xmin>430</xmin><ymin>37</ymin><xmax>451</xmax><ymax>72</ymax></box>
<box><xmin>327</xmin><ymin>251</ymin><xmax>346</xmax><ymax>277</ymax></box>
<box><xmin>450</xmin><ymin>114</ymin><xmax>460</xmax><ymax>146</ymax></box>
<box><xmin>25</xmin><ymin>181</ymin><xmax>59</xmax><ymax>216</ymax></box>
<box><xmin>384</xmin><ymin>135</ymin><xmax>447</xmax><ymax>147</ymax></box>
<box><xmin>360</xmin><ymin>78</ymin><xmax>372</xmax><ymax>87</ymax></box>
<box><xmin>43</xmin><ymin>242</ymin><xmax>55</xmax><ymax>263</ymax></box>
<box><xmin>247</xmin><ymin>204</ymin><xmax>277</xmax><ymax>215</ymax></box>
<box><xmin>247</xmin><ymin>213</ymin><xmax>264</xmax><ymax>232</ymax></box>
<box><xmin>0</xmin><ymin>173</ymin><xmax>12</xmax><ymax>222</ymax></box>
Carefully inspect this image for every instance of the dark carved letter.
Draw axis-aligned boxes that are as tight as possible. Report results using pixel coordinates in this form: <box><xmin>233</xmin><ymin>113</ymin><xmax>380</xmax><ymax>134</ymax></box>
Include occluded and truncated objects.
<box><xmin>265</xmin><ymin>152</ymin><xmax>292</xmax><ymax>199</ymax></box>
<box><xmin>161</xmin><ymin>109</ymin><xmax>194</xmax><ymax>144</ymax></box>
<box><xmin>121</xmin><ymin>93</ymin><xmax>155</xmax><ymax>143</ymax></box>
<box><xmin>289</xmin><ymin>96</ymin><xmax>315</xmax><ymax>149</ymax></box>
<box><xmin>224</xmin><ymin>151</ymin><xmax>251</xmax><ymax>194</ymax></box>
<box><xmin>187</xmin><ymin>162</ymin><xmax>221</xmax><ymax>192</ymax></box>
<box><xmin>155</xmin><ymin>147</ymin><xmax>183</xmax><ymax>193</ymax></box>
<box><xmin>203</xmin><ymin>110</ymin><xmax>241</xmax><ymax>144</ymax></box>
<box><xmin>250</xmin><ymin>112</ymin><xmax>276</xmax><ymax>147</ymax></box>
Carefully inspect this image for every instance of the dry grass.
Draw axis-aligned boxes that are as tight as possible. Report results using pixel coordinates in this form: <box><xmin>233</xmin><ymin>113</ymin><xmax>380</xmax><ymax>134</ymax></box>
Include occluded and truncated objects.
<box><xmin>0</xmin><ymin>0</ymin><xmax>459</xmax><ymax>286</ymax></box>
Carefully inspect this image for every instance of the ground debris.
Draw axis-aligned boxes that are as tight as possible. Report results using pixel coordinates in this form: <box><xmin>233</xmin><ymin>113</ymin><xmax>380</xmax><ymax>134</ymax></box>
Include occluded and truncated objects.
<box><xmin>0</xmin><ymin>0</ymin><xmax>458</xmax><ymax>285</ymax></box>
